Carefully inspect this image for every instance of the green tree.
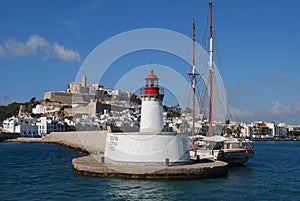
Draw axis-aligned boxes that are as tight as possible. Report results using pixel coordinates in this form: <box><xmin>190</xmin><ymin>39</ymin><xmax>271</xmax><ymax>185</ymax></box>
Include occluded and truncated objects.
<box><xmin>0</xmin><ymin>102</ymin><xmax>21</xmax><ymax>123</ymax></box>
<box><xmin>288</xmin><ymin>131</ymin><xmax>300</xmax><ymax>136</ymax></box>
<box><xmin>30</xmin><ymin>97</ymin><xmax>36</xmax><ymax>102</ymax></box>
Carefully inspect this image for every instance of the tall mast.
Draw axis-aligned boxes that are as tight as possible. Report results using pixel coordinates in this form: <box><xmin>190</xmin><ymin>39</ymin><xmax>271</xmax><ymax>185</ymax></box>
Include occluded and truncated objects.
<box><xmin>191</xmin><ymin>18</ymin><xmax>196</xmax><ymax>140</ymax></box>
<box><xmin>208</xmin><ymin>0</ymin><xmax>213</xmax><ymax>137</ymax></box>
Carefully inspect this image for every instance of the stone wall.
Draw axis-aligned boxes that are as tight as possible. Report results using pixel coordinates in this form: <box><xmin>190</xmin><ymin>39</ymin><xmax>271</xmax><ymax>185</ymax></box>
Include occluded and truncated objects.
<box><xmin>43</xmin><ymin>131</ymin><xmax>107</xmax><ymax>154</ymax></box>
<box><xmin>44</xmin><ymin>91</ymin><xmax>95</xmax><ymax>104</ymax></box>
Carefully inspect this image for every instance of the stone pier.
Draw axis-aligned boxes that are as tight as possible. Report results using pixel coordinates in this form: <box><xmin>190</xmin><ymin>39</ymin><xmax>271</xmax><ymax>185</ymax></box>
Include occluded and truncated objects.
<box><xmin>72</xmin><ymin>155</ymin><xmax>228</xmax><ymax>179</ymax></box>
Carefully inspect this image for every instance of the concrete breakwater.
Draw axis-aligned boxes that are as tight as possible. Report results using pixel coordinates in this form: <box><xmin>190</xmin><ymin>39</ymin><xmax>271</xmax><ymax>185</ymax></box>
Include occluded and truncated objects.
<box><xmin>6</xmin><ymin>131</ymin><xmax>107</xmax><ymax>154</ymax></box>
<box><xmin>6</xmin><ymin>131</ymin><xmax>228</xmax><ymax>179</ymax></box>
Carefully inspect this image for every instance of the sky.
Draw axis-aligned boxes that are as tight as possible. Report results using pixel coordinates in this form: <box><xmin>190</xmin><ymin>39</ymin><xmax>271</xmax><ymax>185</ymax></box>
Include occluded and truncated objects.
<box><xmin>0</xmin><ymin>0</ymin><xmax>299</xmax><ymax>125</ymax></box>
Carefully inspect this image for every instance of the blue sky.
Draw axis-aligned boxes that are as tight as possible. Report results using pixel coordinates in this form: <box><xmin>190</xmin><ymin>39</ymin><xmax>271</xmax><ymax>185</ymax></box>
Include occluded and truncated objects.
<box><xmin>0</xmin><ymin>0</ymin><xmax>299</xmax><ymax>124</ymax></box>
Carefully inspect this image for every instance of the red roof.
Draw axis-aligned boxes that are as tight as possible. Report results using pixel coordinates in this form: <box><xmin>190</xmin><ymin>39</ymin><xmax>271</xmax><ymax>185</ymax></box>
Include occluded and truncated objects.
<box><xmin>145</xmin><ymin>69</ymin><xmax>158</xmax><ymax>80</ymax></box>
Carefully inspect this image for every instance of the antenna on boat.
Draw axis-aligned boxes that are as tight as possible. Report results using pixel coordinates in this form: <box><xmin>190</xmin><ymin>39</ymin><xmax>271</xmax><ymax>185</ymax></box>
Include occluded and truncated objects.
<box><xmin>189</xmin><ymin>18</ymin><xmax>199</xmax><ymax>141</ymax></box>
<box><xmin>208</xmin><ymin>0</ymin><xmax>214</xmax><ymax>137</ymax></box>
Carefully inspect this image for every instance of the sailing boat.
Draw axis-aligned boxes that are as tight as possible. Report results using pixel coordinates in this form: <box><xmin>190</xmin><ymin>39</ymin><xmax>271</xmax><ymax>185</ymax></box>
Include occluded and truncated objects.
<box><xmin>189</xmin><ymin>0</ymin><xmax>254</xmax><ymax>165</ymax></box>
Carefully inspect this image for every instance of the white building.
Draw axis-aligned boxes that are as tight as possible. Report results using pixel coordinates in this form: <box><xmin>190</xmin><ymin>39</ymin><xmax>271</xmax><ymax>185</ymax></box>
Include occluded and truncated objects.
<box><xmin>3</xmin><ymin>117</ymin><xmax>17</xmax><ymax>133</ymax></box>
<box><xmin>275</xmin><ymin>123</ymin><xmax>288</xmax><ymax>139</ymax></box>
<box><xmin>112</xmin><ymin>89</ymin><xmax>120</xmax><ymax>96</ymax></box>
<box><xmin>240</xmin><ymin>121</ymin><xmax>289</xmax><ymax>139</ymax></box>
<box><xmin>36</xmin><ymin>116</ymin><xmax>65</xmax><ymax>135</ymax></box>
<box><xmin>32</xmin><ymin>104</ymin><xmax>60</xmax><ymax>114</ymax></box>
<box><xmin>89</xmin><ymin>84</ymin><xmax>102</xmax><ymax>94</ymax></box>
<box><xmin>3</xmin><ymin>116</ymin><xmax>38</xmax><ymax>137</ymax></box>
<box><xmin>265</xmin><ymin>122</ymin><xmax>276</xmax><ymax>139</ymax></box>
<box><xmin>240</xmin><ymin>122</ymin><xmax>251</xmax><ymax>138</ymax></box>
<box><xmin>64</xmin><ymin>118</ymin><xmax>75</xmax><ymax>126</ymax></box>
<box><xmin>276</xmin><ymin>126</ymin><xmax>288</xmax><ymax>138</ymax></box>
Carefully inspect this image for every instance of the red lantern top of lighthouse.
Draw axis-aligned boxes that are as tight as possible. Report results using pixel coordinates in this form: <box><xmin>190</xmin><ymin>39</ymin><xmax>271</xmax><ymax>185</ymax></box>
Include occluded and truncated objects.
<box><xmin>142</xmin><ymin>70</ymin><xmax>161</xmax><ymax>95</ymax></box>
<box><xmin>145</xmin><ymin>69</ymin><xmax>158</xmax><ymax>80</ymax></box>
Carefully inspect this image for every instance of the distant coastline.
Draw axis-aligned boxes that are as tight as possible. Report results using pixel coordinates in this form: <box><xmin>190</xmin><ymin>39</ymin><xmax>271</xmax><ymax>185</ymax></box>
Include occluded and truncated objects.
<box><xmin>2</xmin><ymin>131</ymin><xmax>299</xmax><ymax>144</ymax></box>
<box><xmin>251</xmin><ymin>138</ymin><xmax>300</xmax><ymax>142</ymax></box>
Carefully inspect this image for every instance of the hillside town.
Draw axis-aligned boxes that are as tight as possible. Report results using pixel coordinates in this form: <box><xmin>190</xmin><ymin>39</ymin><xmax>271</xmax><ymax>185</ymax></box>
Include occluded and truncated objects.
<box><xmin>1</xmin><ymin>75</ymin><xmax>300</xmax><ymax>140</ymax></box>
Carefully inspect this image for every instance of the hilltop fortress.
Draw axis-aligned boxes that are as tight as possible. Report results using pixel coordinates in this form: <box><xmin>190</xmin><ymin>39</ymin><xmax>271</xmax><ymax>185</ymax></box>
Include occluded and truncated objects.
<box><xmin>44</xmin><ymin>75</ymin><xmax>136</xmax><ymax>115</ymax></box>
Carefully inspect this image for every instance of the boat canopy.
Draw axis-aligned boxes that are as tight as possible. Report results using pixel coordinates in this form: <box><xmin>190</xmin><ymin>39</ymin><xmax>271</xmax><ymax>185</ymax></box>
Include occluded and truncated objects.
<box><xmin>202</xmin><ymin>136</ymin><xmax>227</xmax><ymax>142</ymax></box>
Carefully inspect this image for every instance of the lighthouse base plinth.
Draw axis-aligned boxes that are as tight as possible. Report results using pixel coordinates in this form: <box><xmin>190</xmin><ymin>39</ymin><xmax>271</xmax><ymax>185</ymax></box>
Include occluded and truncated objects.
<box><xmin>104</xmin><ymin>132</ymin><xmax>190</xmax><ymax>164</ymax></box>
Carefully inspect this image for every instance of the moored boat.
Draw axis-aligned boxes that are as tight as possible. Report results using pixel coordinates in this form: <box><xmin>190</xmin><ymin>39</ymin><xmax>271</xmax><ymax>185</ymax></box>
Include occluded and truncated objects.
<box><xmin>190</xmin><ymin>136</ymin><xmax>254</xmax><ymax>164</ymax></box>
<box><xmin>214</xmin><ymin>138</ymin><xmax>254</xmax><ymax>164</ymax></box>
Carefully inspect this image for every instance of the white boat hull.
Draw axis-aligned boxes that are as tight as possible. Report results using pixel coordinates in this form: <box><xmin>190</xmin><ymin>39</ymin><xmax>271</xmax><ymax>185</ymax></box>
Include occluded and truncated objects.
<box><xmin>213</xmin><ymin>149</ymin><xmax>254</xmax><ymax>165</ymax></box>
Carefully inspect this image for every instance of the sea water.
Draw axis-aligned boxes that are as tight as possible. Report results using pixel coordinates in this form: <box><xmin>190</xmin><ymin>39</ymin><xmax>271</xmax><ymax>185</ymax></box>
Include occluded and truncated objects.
<box><xmin>0</xmin><ymin>141</ymin><xmax>299</xmax><ymax>201</ymax></box>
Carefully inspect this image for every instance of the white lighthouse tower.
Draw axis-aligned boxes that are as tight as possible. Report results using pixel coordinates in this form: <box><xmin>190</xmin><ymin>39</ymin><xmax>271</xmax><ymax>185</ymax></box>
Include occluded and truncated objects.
<box><xmin>104</xmin><ymin>70</ymin><xmax>190</xmax><ymax>171</ymax></box>
<box><xmin>140</xmin><ymin>70</ymin><xmax>164</xmax><ymax>133</ymax></box>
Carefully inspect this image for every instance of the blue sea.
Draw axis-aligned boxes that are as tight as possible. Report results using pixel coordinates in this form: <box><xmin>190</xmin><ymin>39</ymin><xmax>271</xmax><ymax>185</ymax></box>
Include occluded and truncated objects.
<box><xmin>0</xmin><ymin>141</ymin><xmax>299</xmax><ymax>201</ymax></box>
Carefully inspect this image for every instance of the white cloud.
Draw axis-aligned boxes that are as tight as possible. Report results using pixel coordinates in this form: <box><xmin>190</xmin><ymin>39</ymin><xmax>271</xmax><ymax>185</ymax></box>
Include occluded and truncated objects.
<box><xmin>270</xmin><ymin>101</ymin><xmax>290</xmax><ymax>114</ymax></box>
<box><xmin>0</xmin><ymin>35</ymin><xmax>49</xmax><ymax>57</ymax></box>
<box><xmin>230</xmin><ymin>107</ymin><xmax>254</xmax><ymax>119</ymax></box>
<box><xmin>0</xmin><ymin>35</ymin><xmax>81</xmax><ymax>62</ymax></box>
<box><xmin>229</xmin><ymin>100</ymin><xmax>300</xmax><ymax>124</ymax></box>
<box><xmin>26</xmin><ymin>35</ymin><xmax>50</xmax><ymax>52</ymax></box>
<box><xmin>2</xmin><ymin>39</ymin><xmax>32</xmax><ymax>56</ymax></box>
<box><xmin>52</xmin><ymin>42</ymin><xmax>81</xmax><ymax>62</ymax></box>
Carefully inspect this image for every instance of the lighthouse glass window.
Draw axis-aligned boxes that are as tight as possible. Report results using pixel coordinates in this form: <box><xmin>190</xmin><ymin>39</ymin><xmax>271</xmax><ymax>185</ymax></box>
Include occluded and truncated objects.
<box><xmin>146</xmin><ymin>79</ymin><xmax>158</xmax><ymax>87</ymax></box>
<box><xmin>150</xmin><ymin>79</ymin><xmax>154</xmax><ymax>86</ymax></box>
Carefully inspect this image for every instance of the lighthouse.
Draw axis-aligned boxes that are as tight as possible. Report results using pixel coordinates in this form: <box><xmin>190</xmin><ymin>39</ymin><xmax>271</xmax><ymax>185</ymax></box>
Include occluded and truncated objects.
<box><xmin>140</xmin><ymin>70</ymin><xmax>164</xmax><ymax>133</ymax></box>
<box><xmin>104</xmin><ymin>69</ymin><xmax>190</xmax><ymax>169</ymax></box>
